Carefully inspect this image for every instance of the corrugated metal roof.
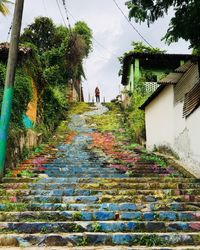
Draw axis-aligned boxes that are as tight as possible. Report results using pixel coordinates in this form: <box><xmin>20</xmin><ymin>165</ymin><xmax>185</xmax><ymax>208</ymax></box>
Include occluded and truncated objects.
<box><xmin>183</xmin><ymin>81</ymin><xmax>200</xmax><ymax>117</ymax></box>
<box><xmin>175</xmin><ymin>61</ymin><xmax>193</xmax><ymax>73</ymax></box>
<box><xmin>0</xmin><ymin>43</ymin><xmax>31</xmax><ymax>58</ymax></box>
<box><xmin>158</xmin><ymin>72</ymin><xmax>183</xmax><ymax>85</ymax></box>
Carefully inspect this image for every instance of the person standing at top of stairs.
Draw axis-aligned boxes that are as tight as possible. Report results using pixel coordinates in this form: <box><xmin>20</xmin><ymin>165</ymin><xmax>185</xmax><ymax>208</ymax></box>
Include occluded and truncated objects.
<box><xmin>95</xmin><ymin>86</ymin><xmax>100</xmax><ymax>103</ymax></box>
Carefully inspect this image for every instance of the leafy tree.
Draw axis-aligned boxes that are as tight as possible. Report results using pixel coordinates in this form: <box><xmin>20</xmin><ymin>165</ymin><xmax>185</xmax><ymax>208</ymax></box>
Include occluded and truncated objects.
<box><xmin>20</xmin><ymin>17</ymin><xmax>57</xmax><ymax>53</ymax></box>
<box><xmin>73</xmin><ymin>21</ymin><xmax>93</xmax><ymax>57</ymax></box>
<box><xmin>131</xmin><ymin>42</ymin><xmax>165</xmax><ymax>53</ymax></box>
<box><xmin>20</xmin><ymin>17</ymin><xmax>93</xmax><ymax>131</ymax></box>
<box><xmin>0</xmin><ymin>0</ymin><xmax>12</xmax><ymax>16</ymax></box>
<box><xmin>126</xmin><ymin>0</ymin><xmax>200</xmax><ymax>49</ymax></box>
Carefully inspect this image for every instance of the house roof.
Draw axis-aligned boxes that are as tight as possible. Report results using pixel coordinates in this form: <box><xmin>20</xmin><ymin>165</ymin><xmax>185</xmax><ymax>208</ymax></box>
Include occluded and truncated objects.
<box><xmin>0</xmin><ymin>43</ymin><xmax>32</xmax><ymax>62</ymax></box>
<box><xmin>175</xmin><ymin>60</ymin><xmax>193</xmax><ymax>73</ymax></box>
<box><xmin>183</xmin><ymin>81</ymin><xmax>200</xmax><ymax>117</ymax></box>
<box><xmin>121</xmin><ymin>52</ymin><xmax>199</xmax><ymax>86</ymax></box>
<box><xmin>140</xmin><ymin>60</ymin><xmax>200</xmax><ymax>110</ymax></box>
<box><xmin>158</xmin><ymin>72</ymin><xmax>183</xmax><ymax>85</ymax></box>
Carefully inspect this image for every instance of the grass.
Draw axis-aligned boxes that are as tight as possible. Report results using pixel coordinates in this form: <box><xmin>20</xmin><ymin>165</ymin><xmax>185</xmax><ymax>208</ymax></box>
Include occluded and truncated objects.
<box><xmin>17</xmin><ymin>170</ymin><xmax>35</xmax><ymax>178</ymax></box>
<box><xmin>132</xmin><ymin>234</ymin><xmax>166</xmax><ymax>247</ymax></box>
<box><xmin>77</xmin><ymin>236</ymin><xmax>88</xmax><ymax>246</ymax></box>
<box><xmin>91</xmin><ymin>222</ymin><xmax>101</xmax><ymax>232</ymax></box>
<box><xmin>72</xmin><ymin>212</ymin><xmax>82</xmax><ymax>221</ymax></box>
<box><xmin>69</xmin><ymin>102</ymin><xmax>91</xmax><ymax>115</ymax></box>
<box><xmin>86</xmin><ymin>103</ymin><xmax>123</xmax><ymax>133</ymax></box>
<box><xmin>140</xmin><ymin>154</ymin><xmax>167</xmax><ymax>168</ymax></box>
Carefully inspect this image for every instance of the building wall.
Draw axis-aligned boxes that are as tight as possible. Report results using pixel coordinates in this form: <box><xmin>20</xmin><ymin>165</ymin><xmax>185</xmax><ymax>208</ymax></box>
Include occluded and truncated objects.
<box><xmin>145</xmin><ymin>85</ymin><xmax>174</xmax><ymax>150</ymax></box>
<box><xmin>145</xmin><ymin>63</ymin><xmax>200</xmax><ymax>176</ymax></box>
<box><xmin>173</xmin><ymin>63</ymin><xmax>200</xmax><ymax>175</ymax></box>
<box><xmin>26</xmin><ymin>79</ymin><xmax>38</xmax><ymax>124</ymax></box>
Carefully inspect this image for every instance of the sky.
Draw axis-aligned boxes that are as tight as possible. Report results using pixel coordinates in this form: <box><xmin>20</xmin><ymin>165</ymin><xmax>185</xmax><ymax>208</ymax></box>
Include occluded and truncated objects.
<box><xmin>0</xmin><ymin>0</ymin><xmax>191</xmax><ymax>101</ymax></box>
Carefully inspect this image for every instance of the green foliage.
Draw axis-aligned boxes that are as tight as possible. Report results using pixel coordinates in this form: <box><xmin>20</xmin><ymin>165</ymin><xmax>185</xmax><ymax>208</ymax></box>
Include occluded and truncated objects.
<box><xmin>91</xmin><ymin>222</ymin><xmax>101</xmax><ymax>232</ymax></box>
<box><xmin>77</xmin><ymin>236</ymin><xmax>88</xmax><ymax>246</ymax></box>
<box><xmin>124</xmin><ymin>89</ymin><xmax>148</xmax><ymax>142</ymax></box>
<box><xmin>0</xmin><ymin>0</ymin><xmax>12</xmax><ymax>16</ymax></box>
<box><xmin>74</xmin><ymin>21</ymin><xmax>93</xmax><ymax>57</ymax></box>
<box><xmin>126</xmin><ymin>0</ymin><xmax>200</xmax><ymax>49</ymax></box>
<box><xmin>20</xmin><ymin>17</ymin><xmax>56</xmax><ymax>53</ymax></box>
<box><xmin>38</xmin><ymin>85</ymin><xmax>68</xmax><ymax>131</ymax></box>
<box><xmin>131</xmin><ymin>42</ymin><xmax>166</xmax><ymax>54</ymax></box>
<box><xmin>0</xmin><ymin>63</ymin><xmax>33</xmax><ymax>127</ymax></box>
<box><xmin>132</xmin><ymin>234</ymin><xmax>166</xmax><ymax>247</ymax></box>
<box><xmin>21</xmin><ymin>17</ymin><xmax>93</xmax><ymax>83</ymax></box>
<box><xmin>72</xmin><ymin>224</ymin><xmax>82</xmax><ymax>232</ymax></box>
<box><xmin>5</xmin><ymin>169</ymin><xmax>12</xmax><ymax>177</ymax></box>
<box><xmin>72</xmin><ymin>212</ymin><xmax>82</xmax><ymax>221</ymax></box>
<box><xmin>119</xmin><ymin>42</ymin><xmax>164</xmax><ymax>76</ymax></box>
<box><xmin>17</xmin><ymin>170</ymin><xmax>35</xmax><ymax>178</ymax></box>
<box><xmin>141</xmin><ymin>154</ymin><xmax>167</xmax><ymax>168</ymax></box>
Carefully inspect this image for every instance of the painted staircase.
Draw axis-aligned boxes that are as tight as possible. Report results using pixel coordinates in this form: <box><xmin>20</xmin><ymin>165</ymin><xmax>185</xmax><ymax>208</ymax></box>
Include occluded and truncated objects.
<box><xmin>0</xmin><ymin>104</ymin><xmax>200</xmax><ymax>249</ymax></box>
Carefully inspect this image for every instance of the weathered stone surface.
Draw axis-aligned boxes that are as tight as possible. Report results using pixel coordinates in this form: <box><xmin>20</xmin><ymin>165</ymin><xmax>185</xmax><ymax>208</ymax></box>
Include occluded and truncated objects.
<box><xmin>1</xmin><ymin>104</ymin><xmax>200</xmax><ymax>248</ymax></box>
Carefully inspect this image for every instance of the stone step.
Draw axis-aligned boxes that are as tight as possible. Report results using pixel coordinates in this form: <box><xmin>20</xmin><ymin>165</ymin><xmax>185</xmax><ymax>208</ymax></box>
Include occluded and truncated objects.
<box><xmin>1</xmin><ymin>211</ymin><xmax>199</xmax><ymax>222</ymax></box>
<box><xmin>1</xmin><ymin>188</ymin><xmax>200</xmax><ymax>197</ymax></box>
<box><xmin>3</xmin><ymin>182</ymin><xmax>200</xmax><ymax>191</ymax></box>
<box><xmin>2</xmin><ymin>177</ymin><xmax>199</xmax><ymax>184</ymax></box>
<box><xmin>0</xmin><ymin>202</ymin><xmax>200</xmax><ymax>212</ymax></box>
<box><xmin>1</xmin><ymin>193</ymin><xmax>199</xmax><ymax>203</ymax></box>
<box><xmin>41</xmin><ymin>174</ymin><xmax>126</xmax><ymax>178</ymax></box>
<box><xmin>2</xmin><ymin>247</ymin><xmax>200</xmax><ymax>250</ymax></box>
<box><xmin>0</xmin><ymin>232</ymin><xmax>200</xmax><ymax>247</ymax></box>
<box><xmin>34</xmin><ymin>166</ymin><xmax>118</xmax><ymax>172</ymax></box>
<box><xmin>0</xmin><ymin>221</ymin><xmax>200</xmax><ymax>234</ymax></box>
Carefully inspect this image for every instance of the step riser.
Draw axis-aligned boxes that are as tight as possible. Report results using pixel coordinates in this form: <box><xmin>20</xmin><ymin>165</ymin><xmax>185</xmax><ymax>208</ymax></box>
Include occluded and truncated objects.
<box><xmin>1</xmin><ymin>195</ymin><xmax>199</xmax><ymax>203</ymax></box>
<box><xmin>3</xmin><ymin>177</ymin><xmax>200</xmax><ymax>184</ymax></box>
<box><xmin>1</xmin><ymin>221</ymin><xmax>200</xmax><ymax>233</ymax></box>
<box><xmin>0</xmin><ymin>233</ymin><xmax>200</xmax><ymax>247</ymax></box>
<box><xmin>1</xmin><ymin>211</ymin><xmax>200</xmax><ymax>222</ymax></box>
<box><xmin>1</xmin><ymin>202</ymin><xmax>200</xmax><ymax>212</ymax></box>
<box><xmin>1</xmin><ymin>188</ymin><xmax>200</xmax><ymax>197</ymax></box>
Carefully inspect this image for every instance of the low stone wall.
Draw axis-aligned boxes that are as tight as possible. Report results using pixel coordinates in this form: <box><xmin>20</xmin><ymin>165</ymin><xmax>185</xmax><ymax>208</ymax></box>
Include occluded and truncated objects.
<box><xmin>5</xmin><ymin>129</ymin><xmax>42</xmax><ymax>171</ymax></box>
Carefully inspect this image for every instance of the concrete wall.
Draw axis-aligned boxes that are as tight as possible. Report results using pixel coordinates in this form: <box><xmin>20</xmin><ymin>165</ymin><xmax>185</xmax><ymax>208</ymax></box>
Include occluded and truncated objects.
<box><xmin>145</xmin><ymin>63</ymin><xmax>200</xmax><ymax>176</ymax></box>
<box><xmin>26</xmin><ymin>79</ymin><xmax>38</xmax><ymax>124</ymax></box>
<box><xmin>173</xmin><ymin>64</ymin><xmax>200</xmax><ymax>175</ymax></box>
<box><xmin>145</xmin><ymin>85</ymin><xmax>174</xmax><ymax>150</ymax></box>
<box><xmin>5</xmin><ymin>129</ymin><xmax>42</xmax><ymax>171</ymax></box>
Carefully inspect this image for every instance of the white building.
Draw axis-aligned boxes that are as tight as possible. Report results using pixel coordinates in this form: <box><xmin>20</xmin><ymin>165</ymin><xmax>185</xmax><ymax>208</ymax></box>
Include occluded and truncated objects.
<box><xmin>140</xmin><ymin>60</ymin><xmax>200</xmax><ymax>176</ymax></box>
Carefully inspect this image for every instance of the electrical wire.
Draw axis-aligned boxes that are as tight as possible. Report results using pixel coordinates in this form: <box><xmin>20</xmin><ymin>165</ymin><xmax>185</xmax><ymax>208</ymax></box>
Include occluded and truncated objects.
<box><xmin>55</xmin><ymin>0</ymin><xmax>68</xmax><ymax>27</ymax></box>
<box><xmin>112</xmin><ymin>0</ymin><xmax>154</xmax><ymax>48</ymax></box>
<box><xmin>6</xmin><ymin>23</ymin><xmax>12</xmax><ymax>42</ymax></box>
<box><xmin>42</xmin><ymin>0</ymin><xmax>48</xmax><ymax>16</ymax></box>
<box><xmin>63</xmin><ymin>6</ymin><xmax>119</xmax><ymax>59</ymax></box>
<box><xmin>60</xmin><ymin>0</ymin><xmax>72</xmax><ymax>31</ymax></box>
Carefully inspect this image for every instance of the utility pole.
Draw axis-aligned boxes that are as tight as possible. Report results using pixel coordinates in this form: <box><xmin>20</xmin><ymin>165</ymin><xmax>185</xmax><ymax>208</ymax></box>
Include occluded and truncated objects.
<box><xmin>0</xmin><ymin>0</ymin><xmax>24</xmax><ymax>178</ymax></box>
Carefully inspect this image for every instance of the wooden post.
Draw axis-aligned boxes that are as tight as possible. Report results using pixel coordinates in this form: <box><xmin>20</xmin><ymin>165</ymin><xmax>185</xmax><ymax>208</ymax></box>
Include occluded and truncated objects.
<box><xmin>0</xmin><ymin>0</ymin><xmax>24</xmax><ymax>178</ymax></box>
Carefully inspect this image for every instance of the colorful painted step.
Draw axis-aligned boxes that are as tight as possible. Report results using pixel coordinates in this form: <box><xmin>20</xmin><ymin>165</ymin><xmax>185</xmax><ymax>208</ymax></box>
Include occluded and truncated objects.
<box><xmin>0</xmin><ymin>104</ymin><xmax>200</xmax><ymax>248</ymax></box>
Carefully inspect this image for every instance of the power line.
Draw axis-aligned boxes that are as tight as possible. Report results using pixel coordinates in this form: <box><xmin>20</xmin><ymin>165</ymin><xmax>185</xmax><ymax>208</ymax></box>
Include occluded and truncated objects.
<box><xmin>64</xmin><ymin>7</ymin><xmax>119</xmax><ymax>59</ymax></box>
<box><xmin>112</xmin><ymin>0</ymin><xmax>153</xmax><ymax>48</ymax></box>
<box><xmin>55</xmin><ymin>0</ymin><xmax>67</xmax><ymax>27</ymax></box>
<box><xmin>42</xmin><ymin>0</ymin><xmax>48</xmax><ymax>16</ymax></box>
<box><xmin>60</xmin><ymin>0</ymin><xmax>72</xmax><ymax>31</ymax></box>
<box><xmin>6</xmin><ymin>23</ymin><xmax>12</xmax><ymax>42</ymax></box>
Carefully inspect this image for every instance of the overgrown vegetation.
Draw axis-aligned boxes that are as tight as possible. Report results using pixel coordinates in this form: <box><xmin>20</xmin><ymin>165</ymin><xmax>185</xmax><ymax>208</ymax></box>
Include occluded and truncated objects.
<box><xmin>0</xmin><ymin>16</ymin><xmax>93</xmax><ymax>175</ymax></box>
<box><xmin>119</xmin><ymin>42</ymin><xmax>164</xmax><ymax>142</ymax></box>
<box><xmin>126</xmin><ymin>0</ymin><xmax>200</xmax><ymax>50</ymax></box>
<box><xmin>87</xmin><ymin>103</ymin><xmax>122</xmax><ymax>133</ymax></box>
<box><xmin>0</xmin><ymin>63</ymin><xmax>32</xmax><ymax>128</ymax></box>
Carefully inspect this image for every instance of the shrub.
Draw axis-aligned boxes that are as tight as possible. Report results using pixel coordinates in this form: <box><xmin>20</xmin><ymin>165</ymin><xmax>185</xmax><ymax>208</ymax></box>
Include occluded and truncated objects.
<box><xmin>0</xmin><ymin>63</ymin><xmax>33</xmax><ymax>128</ymax></box>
